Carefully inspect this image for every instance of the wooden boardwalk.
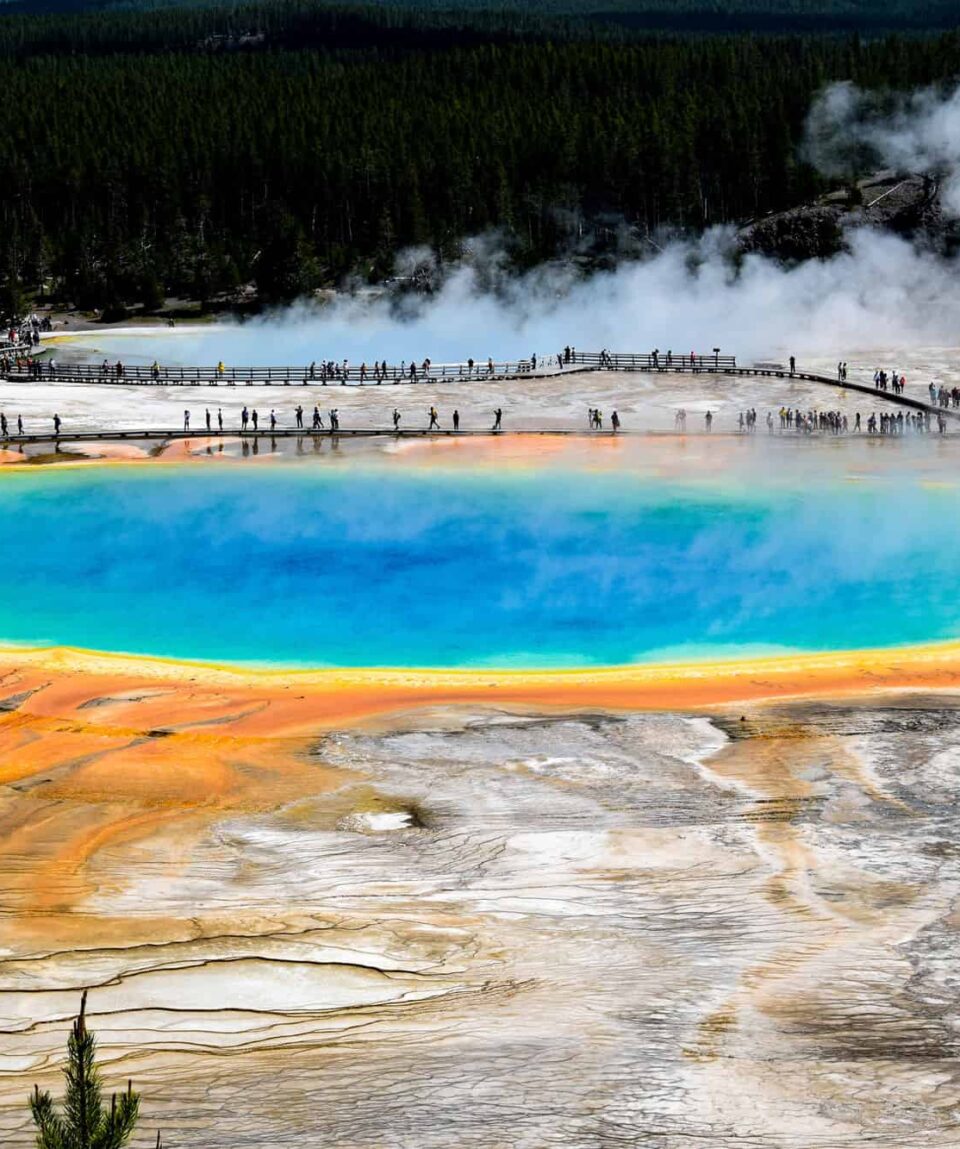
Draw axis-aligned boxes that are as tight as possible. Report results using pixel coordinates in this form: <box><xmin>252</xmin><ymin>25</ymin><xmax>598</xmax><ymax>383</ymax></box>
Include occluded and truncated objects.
<box><xmin>1</xmin><ymin>350</ymin><xmax>737</xmax><ymax>387</ymax></box>
<box><xmin>1</xmin><ymin>351</ymin><xmax>957</xmax><ymax>444</ymax></box>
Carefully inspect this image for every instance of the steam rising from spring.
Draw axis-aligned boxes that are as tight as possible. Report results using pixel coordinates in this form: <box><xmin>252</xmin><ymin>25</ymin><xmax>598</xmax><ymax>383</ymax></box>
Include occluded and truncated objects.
<box><xmin>79</xmin><ymin>84</ymin><xmax>960</xmax><ymax>366</ymax></box>
<box><xmin>130</xmin><ymin>228</ymin><xmax>960</xmax><ymax>367</ymax></box>
<box><xmin>804</xmin><ymin>81</ymin><xmax>960</xmax><ymax>215</ymax></box>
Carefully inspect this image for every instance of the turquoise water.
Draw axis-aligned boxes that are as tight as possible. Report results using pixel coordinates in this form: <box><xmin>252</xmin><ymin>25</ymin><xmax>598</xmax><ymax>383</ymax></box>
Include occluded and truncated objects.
<box><xmin>1</xmin><ymin>462</ymin><xmax>959</xmax><ymax>667</ymax></box>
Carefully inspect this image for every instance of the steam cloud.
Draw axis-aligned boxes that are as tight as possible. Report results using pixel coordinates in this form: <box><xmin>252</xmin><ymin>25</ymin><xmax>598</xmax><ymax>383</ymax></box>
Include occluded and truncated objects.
<box><xmin>82</xmin><ymin>83</ymin><xmax>960</xmax><ymax>366</ymax></box>
<box><xmin>804</xmin><ymin>81</ymin><xmax>960</xmax><ymax>215</ymax></box>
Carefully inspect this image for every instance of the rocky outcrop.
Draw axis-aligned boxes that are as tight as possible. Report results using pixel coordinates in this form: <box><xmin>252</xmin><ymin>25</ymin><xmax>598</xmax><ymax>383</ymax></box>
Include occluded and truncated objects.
<box><xmin>739</xmin><ymin>171</ymin><xmax>957</xmax><ymax>260</ymax></box>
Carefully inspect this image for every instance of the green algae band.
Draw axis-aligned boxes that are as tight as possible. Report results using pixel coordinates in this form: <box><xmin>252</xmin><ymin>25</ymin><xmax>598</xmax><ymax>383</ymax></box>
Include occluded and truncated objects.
<box><xmin>0</xmin><ymin>461</ymin><xmax>958</xmax><ymax>668</ymax></box>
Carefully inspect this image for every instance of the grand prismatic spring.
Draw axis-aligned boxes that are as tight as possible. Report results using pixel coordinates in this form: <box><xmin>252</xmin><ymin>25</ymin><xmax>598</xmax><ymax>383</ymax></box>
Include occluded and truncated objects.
<box><xmin>2</xmin><ymin>448</ymin><xmax>960</xmax><ymax>668</ymax></box>
<box><xmin>1</xmin><ymin>384</ymin><xmax>960</xmax><ymax>1147</ymax></box>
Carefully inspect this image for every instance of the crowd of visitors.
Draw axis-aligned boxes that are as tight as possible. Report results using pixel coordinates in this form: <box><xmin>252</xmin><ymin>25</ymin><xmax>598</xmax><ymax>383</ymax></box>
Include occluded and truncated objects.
<box><xmin>735</xmin><ymin>406</ymin><xmax>949</xmax><ymax>435</ymax></box>
<box><xmin>874</xmin><ymin>368</ymin><xmax>906</xmax><ymax>394</ymax></box>
<box><xmin>0</xmin><ymin>398</ymin><xmax>955</xmax><ymax>443</ymax></box>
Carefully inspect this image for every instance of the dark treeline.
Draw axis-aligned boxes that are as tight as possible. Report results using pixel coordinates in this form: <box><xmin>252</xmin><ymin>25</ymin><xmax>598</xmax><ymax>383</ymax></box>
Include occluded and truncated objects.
<box><xmin>0</xmin><ymin>3</ymin><xmax>958</xmax><ymax>313</ymax></box>
<box><xmin>5</xmin><ymin>0</ymin><xmax>960</xmax><ymax>34</ymax></box>
<box><xmin>0</xmin><ymin>3</ymin><xmax>579</xmax><ymax>57</ymax></box>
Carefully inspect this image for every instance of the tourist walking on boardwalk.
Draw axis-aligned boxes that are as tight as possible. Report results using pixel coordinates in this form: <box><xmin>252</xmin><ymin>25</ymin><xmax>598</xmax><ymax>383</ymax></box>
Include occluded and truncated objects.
<box><xmin>0</xmin><ymin>412</ymin><xmax>6</xmax><ymax>438</ymax></box>
<box><xmin>17</xmin><ymin>415</ymin><xmax>22</xmax><ymax>435</ymax></box>
<box><xmin>53</xmin><ymin>413</ymin><xmax>61</xmax><ymax>437</ymax></box>
<box><xmin>313</xmin><ymin>406</ymin><xmax>323</xmax><ymax>429</ymax></box>
<box><xmin>218</xmin><ymin>408</ymin><xmax>223</xmax><ymax>432</ymax></box>
<box><xmin>393</xmin><ymin>408</ymin><xmax>401</xmax><ymax>430</ymax></box>
<box><xmin>205</xmin><ymin>408</ymin><xmax>211</xmax><ymax>432</ymax></box>
<box><xmin>611</xmin><ymin>411</ymin><xmax>621</xmax><ymax>433</ymax></box>
<box><xmin>252</xmin><ymin>409</ymin><xmax>258</xmax><ymax>431</ymax></box>
<box><xmin>329</xmin><ymin>409</ymin><xmax>339</xmax><ymax>431</ymax></box>
<box><xmin>270</xmin><ymin>410</ymin><xmax>277</xmax><ymax>431</ymax></box>
<box><xmin>492</xmin><ymin>408</ymin><xmax>502</xmax><ymax>431</ymax></box>
<box><xmin>428</xmin><ymin>406</ymin><xmax>439</xmax><ymax>430</ymax></box>
<box><xmin>453</xmin><ymin>409</ymin><xmax>460</xmax><ymax>431</ymax></box>
<box><xmin>296</xmin><ymin>404</ymin><xmax>304</xmax><ymax>429</ymax></box>
<box><xmin>183</xmin><ymin>410</ymin><xmax>190</xmax><ymax>432</ymax></box>
<box><xmin>241</xmin><ymin>406</ymin><xmax>249</xmax><ymax>432</ymax></box>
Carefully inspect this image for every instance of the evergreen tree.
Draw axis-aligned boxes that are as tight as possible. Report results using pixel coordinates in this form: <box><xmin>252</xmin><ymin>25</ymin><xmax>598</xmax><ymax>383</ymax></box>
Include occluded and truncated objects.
<box><xmin>0</xmin><ymin>271</ymin><xmax>25</xmax><ymax>324</ymax></box>
<box><xmin>29</xmin><ymin>991</ymin><xmax>156</xmax><ymax>1149</ymax></box>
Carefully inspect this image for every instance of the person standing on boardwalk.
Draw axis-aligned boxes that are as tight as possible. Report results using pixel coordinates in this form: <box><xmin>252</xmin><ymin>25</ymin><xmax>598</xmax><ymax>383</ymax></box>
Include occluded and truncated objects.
<box><xmin>393</xmin><ymin>408</ymin><xmax>401</xmax><ymax>430</ymax></box>
<box><xmin>453</xmin><ymin>409</ymin><xmax>460</xmax><ymax>432</ymax></box>
<box><xmin>251</xmin><ymin>409</ymin><xmax>258</xmax><ymax>431</ymax></box>
<box><xmin>492</xmin><ymin>408</ymin><xmax>502</xmax><ymax>431</ymax></box>
<box><xmin>183</xmin><ymin>410</ymin><xmax>190</xmax><ymax>432</ymax></box>
<box><xmin>296</xmin><ymin>404</ymin><xmax>304</xmax><ymax>429</ymax></box>
<box><xmin>241</xmin><ymin>406</ymin><xmax>249</xmax><ymax>433</ymax></box>
<box><xmin>53</xmin><ymin>413</ymin><xmax>61</xmax><ymax>438</ymax></box>
<box><xmin>611</xmin><ymin>410</ymin><xmax>621</xmax><ymax>433</ymax></box>
<box><xmin>789</xmin><ymin>355</ymin><xmax>796</xmax><ymax>374</ymax></box>
<box><xmin>270</xmin><ymin>409</ymin><xmax>277</xmax><ymax>431</ymax></box>
<box><xmin>218</xmin><ymin>408</ymin><xmax>223</xmax><ymax>432</ymax></box>
<box><xmin>17</xmin><ymin>415</ymin><xmax>23</xmax><ymax>436</ymax></box>
<box><xmin>0</xmin><ymin>412</ymin><xmax>7</xmax><ymax>438</ymax></box>
<box><xmin>705</xmin><ymin>410</ymin><xmax>713</xmax><ymax>431</ymax></box>
<box><xmin>205</xmin><ymin>408</ymin><xmax>211</xmax><ymax>432</ymax></box>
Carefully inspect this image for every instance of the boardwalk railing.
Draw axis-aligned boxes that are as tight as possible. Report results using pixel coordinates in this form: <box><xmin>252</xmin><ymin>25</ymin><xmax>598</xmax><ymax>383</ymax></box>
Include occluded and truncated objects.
<box><xmin>0</xmin><ymin>357</ymin><xmax>574</xmax><ymax>386</ymax></box>
<box><xmin>0</xmin><ymin>349</ymin><xmax>738</xmax><ymax>386</ymax></box>
<box><xmin>573</xmin><ymin>351</ymin><xmax>737</xmax><ymax>371</ymax></box>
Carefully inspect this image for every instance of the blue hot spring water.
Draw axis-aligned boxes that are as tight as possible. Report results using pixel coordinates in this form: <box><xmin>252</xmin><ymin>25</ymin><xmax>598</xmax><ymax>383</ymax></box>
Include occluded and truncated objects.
<box><xmin>0</xmin><ymin>462</ymin><xmax>958</xmax><ymax>667</ymax></box>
